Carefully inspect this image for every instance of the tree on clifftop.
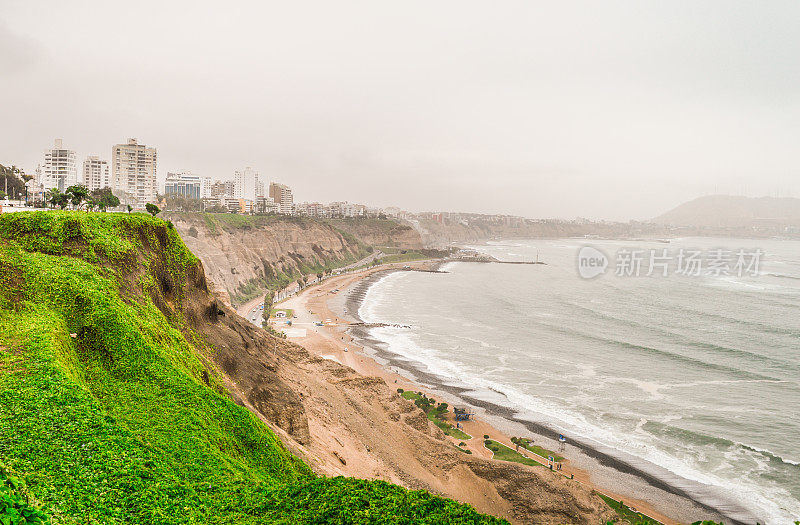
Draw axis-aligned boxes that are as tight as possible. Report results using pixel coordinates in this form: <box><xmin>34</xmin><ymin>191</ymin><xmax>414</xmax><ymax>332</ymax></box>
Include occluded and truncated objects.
<box><xmin>90</xmin><ymin>187</ymin><xmax>120</xmax><ymax>212</ymax></box>
<box><xmin>145</xmin><ymin>203</ymin><xmax>160</xmax><ymax>216</ymax></box>
<box><xmin>65</xmin><ymin>185</ymin><xmax>89</xmax><ymax>209</ymax></box>
<box><xmin>0</xmin><ymin>164</ymin><xmax>27</xmax><ymax>200</ymax></box>
<box><xmin>47</xmin><ymin>188</ymin><xmax>69</xmax><ymax>209</ymax></box>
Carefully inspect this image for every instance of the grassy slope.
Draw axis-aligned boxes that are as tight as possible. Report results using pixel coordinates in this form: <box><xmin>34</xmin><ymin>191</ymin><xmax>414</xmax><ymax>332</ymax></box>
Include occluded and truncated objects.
<box><xmin>0</xmin><ymin>211</ymin><xmax>505</xmax><ymax>524</ymax></box>
<box><xmin>512</xmin><ymin>438</ymin><xmax>564</xmax><ymax>463</ymax></box>
<box><xmin>484</xmin><ymin>440</ymin><xmax>544</xmax><ymax>468</ymax></box>
<box><xmin>399</xmin><ymin>391</ymin><xmax>471</xmax><ymax>440</ymax></box>
<box><xmin>598</xmin><ymin>495</ymin><xmax>664</xmax><ymax>525</ymax></box>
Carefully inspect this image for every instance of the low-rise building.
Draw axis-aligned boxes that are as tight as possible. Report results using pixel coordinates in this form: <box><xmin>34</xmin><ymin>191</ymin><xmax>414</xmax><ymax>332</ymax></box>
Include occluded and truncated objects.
<box><xmin>164</xmin><ymin>172</ymin><xmax>202</xmax><ymax>199</ymax></box>
<box><xmin>204</xmin><ymin>196</ymin><xmax>252</xmax><ymax>214</ymax></box>
<box><xmin>254</xmin><ymin>196</ymin><xmax>278</xmax><ymax>214</ymax></box>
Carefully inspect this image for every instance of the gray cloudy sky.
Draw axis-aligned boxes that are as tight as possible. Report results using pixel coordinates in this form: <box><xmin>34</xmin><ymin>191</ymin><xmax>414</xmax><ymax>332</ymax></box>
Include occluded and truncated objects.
<box><xmin>1</xmin><ymin>1</ymin><xmax>798</xmax><ymax>219</ymax></box>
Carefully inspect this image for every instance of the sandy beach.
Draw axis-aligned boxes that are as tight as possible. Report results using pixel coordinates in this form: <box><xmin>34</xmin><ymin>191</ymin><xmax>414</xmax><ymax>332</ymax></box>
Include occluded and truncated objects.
<box><xmin>238</xmin><ymin>260</ymin><xmax>748</xmax><ymax>525</ymax></box>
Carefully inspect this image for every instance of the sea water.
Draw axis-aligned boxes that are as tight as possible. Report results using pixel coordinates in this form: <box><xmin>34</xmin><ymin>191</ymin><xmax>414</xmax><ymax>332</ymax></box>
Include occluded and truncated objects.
<box><xmin>359</xmin><ymin>237</ymin><xmax>800</xmax><ymax>524</ymax></box>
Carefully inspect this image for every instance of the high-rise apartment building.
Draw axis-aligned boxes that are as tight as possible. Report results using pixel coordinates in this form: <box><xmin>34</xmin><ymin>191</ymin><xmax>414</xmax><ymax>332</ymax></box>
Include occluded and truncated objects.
<box><xmin>269</xmin><ymin>182</ymin><xmax>293</xmax><ymax>214</ymax></box>
<box><xmin>41</xmin><ymin>139</ymin><xmax>77</xmax><ymax>192</ymax></box>
<box><xmin>111</xmin><ymin>138</ymin><xmax>157</xmax><ymax>205</ymax></box>
<box><xmin>82</xmin><ymin>156</ymin><xmax>110</xmax><ymax>192</ymax></box>
<box><xmin>233</xmin><ymin>167</ymin><xmax>259</xmax><ymax>201</ymax></box>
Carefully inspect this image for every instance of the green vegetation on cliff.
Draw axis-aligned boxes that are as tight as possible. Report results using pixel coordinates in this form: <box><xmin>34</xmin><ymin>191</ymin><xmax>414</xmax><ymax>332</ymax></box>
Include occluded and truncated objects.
<box><xmin>483</xmin><ymin>440</ymin><xmax>544</xmax><ymax>468</ymax></box>
<box><xmin>0</xmin><ymin>211</ymin><xmax>504</xmax><ymax>524</ymax></box>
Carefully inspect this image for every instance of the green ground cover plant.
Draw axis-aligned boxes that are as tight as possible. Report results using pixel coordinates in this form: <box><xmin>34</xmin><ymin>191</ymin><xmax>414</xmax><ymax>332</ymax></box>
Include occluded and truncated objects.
<box><xmin>511</xmin><ymin>436</ymin><xmax>564</xmax><ymax>462</ymax></box>
<box><xmin>399</xmin><ymin>391</ymin><xmax>471</xmax><ymax>440</ymax></box>
<box><xmin>483</xmin><ymin>440</ymin><xmax>544</xmax><ymax>468</ymax></box>
<box><xmin>599</xmin><ymin>494</ymin><xmax>664</xmax><ymax>525</ymax></box>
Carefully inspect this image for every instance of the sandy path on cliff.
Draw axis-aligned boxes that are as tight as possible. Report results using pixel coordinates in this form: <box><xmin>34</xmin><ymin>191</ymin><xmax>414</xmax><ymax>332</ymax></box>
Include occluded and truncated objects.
<box><xmin>229</xmin><ymin>263</ymin><xmax>679</xmax><ymax>525</ymax></box>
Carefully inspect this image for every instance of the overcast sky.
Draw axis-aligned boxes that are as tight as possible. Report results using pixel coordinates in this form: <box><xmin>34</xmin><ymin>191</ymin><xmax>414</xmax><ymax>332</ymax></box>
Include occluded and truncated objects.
<box><xmin>1</xmin><ymin>1</ymin><xmax>798</xmax><ymax>219</ymax></box>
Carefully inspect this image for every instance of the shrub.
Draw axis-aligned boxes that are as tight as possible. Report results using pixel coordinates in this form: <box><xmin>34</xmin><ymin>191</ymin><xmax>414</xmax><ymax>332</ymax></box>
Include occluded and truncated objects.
<box><xmin>145</xmin><ymin>203</ymin><xmax>160</xmax><ymax>216</ymax></box>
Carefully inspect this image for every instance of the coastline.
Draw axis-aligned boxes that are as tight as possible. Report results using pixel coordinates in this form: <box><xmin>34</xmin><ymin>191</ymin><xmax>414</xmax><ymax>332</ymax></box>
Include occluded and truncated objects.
<box><xmin>324</xmin><ymin>265</ymin><xmax>758</xmax><ymax>525</ymax></box>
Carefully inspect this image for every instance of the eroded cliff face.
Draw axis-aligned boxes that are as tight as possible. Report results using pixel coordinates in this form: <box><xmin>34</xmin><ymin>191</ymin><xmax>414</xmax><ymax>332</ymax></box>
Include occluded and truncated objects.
<box><xmin>324</xmin><ymin>218</ymin><xmax>423</xmax><ymax>249</ymax></box>
<box><xmin>410</xmin><ymin>218</ymin><xmax>677</xmax><ymax>248</ymax></box>
<box><xmin>167</xmin><ymin>213</ymin><xmax>368</xmax><ymax>305</ymax></box>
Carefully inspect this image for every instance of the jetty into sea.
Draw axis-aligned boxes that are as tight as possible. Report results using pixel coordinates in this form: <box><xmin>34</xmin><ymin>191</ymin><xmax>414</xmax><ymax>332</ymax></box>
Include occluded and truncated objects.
<box><xmin>448</xmin><ymin>249</ymin><xmax>546</xmax><ymax>265</ymax></box>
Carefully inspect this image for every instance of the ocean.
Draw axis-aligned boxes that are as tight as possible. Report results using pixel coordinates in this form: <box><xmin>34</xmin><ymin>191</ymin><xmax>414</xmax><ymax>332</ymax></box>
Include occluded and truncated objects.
<box><xmin>357</xmin><ymin>238</ymin><xmax>800</xmax><ymax>524</ymax></box>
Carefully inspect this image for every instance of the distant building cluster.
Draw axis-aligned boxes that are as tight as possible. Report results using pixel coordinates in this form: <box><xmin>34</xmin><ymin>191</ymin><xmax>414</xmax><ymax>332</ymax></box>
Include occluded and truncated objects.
<box><xmin>294</xmin><ymin>201</ymin><xmax>389</xmax><ymax>219</ymax></box>
<box><xmin>415</xmin><ymin>211</ymin><xmax>530</xmax><ymax>227</ymax></box>
<box><xmin>29</xmin><ymin>138</ymin><xmax>158</xmax><ymax>208</ymax></box>
<box><xmin>12</xmin><ymin>138</ymin><xmax>526</xmax><ymax>223</ymax></box>
<box><xmin>187</xmin><ymin>173</ymin><xmax>293</xmax><ymax>215</ymax></box>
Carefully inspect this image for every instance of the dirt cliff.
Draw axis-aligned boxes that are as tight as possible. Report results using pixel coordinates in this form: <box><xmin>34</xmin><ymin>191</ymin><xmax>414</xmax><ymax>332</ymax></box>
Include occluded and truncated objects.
<box><xmin>166</xmin><ymin>213</ymin><xmax>370</xmax><ymax>305</ymax></box>
<box><xmin>325</xmin><ymin>217</ymin><xmax>423</xmax><ymax>249</ymax></box>
<box><xmin>409</xmin><ymin>217</ymin><xmax>670</xmax><ymax>248</ymax></box>
<box><xmin>245</xmin><ymin>337</ymin><xmax>616</xmax><ymax>525</ymax></box>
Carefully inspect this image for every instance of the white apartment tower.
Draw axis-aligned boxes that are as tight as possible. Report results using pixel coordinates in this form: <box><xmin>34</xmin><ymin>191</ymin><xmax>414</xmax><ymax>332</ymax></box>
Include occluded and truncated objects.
<box><xmin>112</xmin><ymin>138</ymin><xmax>157</xmax><ymax>205</ymax></box>
<box><xmin>233</xmin><ymin>167</ymin><xmax>259</xmax><ymax>201</ymax></box>
<box><xmin>269</xmin><ymin>182</ymin><xmax>294</xmax><ymax>214</ymax></box>
<box><xmin>83</xmin><ymin>156</ymin><xmax>111</xmax><ymax>192</ymax></box>
<box><xmin>41</xmin><ymin>139</ymin><xmax>78</xmax><ymax>192</ymax></box>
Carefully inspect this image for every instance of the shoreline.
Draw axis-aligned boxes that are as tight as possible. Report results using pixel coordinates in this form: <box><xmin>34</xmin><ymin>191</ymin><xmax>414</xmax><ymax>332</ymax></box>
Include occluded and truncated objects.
<box><xmin>333</xmin><ymin>266</ymin><xmax>757</xmax><ymax>525</ymax></box>
<box><xmin>268</xmin><ymin>262</ymin><xmax>757</xmax><ymax>525</ymax></box>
